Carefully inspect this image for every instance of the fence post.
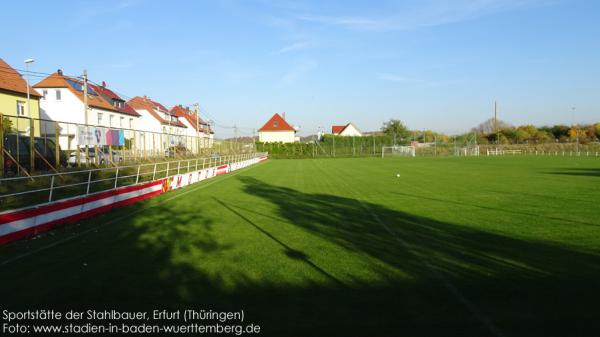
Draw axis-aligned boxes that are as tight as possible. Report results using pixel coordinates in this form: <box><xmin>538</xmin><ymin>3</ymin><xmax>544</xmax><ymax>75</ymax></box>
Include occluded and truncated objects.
<box><xmin>86</xmin><ymin>170</ymin><xmax>92</xmax><ymax>195</ymax></box>
<box><xmin>152</xmin><ymin>163</ymin><xmax>157</xmax><ymax>181</ymax></box>
<box><xmin>195</xmin><ymin>159</ymin><xmax>198</xmax><ymax>171</ymax></box>
<box><xmin>114</xmin><ymin>168</ymin><xmax>119</xmax><ymax>189</ymax></box>
<box><xmin>135</xmin><ymin>165</ymin><xmax>141</xmax><ymax>184</ymax></box>
<box><xmin>166</xmin><ymin>162</ymin><xmax>170</xmax><ymax>178</ymax></box>
<box><xmin>54</xmin><ymin>122</ymin><xmax>60</xmax><ymax>168</ymax></box>
<box><xmin>77</xmin><ymin>145</ymin><xmax>81</xmax><ymax>167</ymax></box>
<box><xmin>30</xmin><ymin>117</ymin><xmax>35</xmax><ymax>173</ymax></box>
<box><xmin>177</xmin><ymin>160</ymin><xmax>181</xmax><ymax>175</ymax></box>
<box><xmin>48</xmin><ymin>175</ymin><xmax>55</xmax><ymax>202</ymax></box>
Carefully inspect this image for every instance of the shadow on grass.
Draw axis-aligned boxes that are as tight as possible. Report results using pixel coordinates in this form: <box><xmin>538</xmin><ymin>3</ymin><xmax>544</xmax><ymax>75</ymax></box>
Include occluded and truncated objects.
<box><xmin>391</xmin><ymin>191</ymin><xmax>600</xmax><ymax>228</ymax></box>
<box><xmin>2</xmin><ymin>177</ymin><xmax>600</xmax><ymax>336</ymax></box>
<box><xmin>546</xmin><ymin>167</ymin><xmax>600</xmax><ymax>177</ymax></box>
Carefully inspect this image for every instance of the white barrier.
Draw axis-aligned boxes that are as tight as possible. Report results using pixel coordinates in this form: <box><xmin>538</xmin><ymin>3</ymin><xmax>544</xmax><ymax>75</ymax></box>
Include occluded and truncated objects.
<box><xmin>0</xmin><ymin>155</ymin><xmax>268</xmax><ymax>244</ymax></box>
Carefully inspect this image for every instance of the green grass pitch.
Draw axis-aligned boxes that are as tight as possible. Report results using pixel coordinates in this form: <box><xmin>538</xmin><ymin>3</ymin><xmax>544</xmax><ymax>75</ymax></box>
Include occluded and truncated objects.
<box><xmin>1</xmin><ymin>156</ymin><xmax>599</xmax><ymax>336</ymax></box>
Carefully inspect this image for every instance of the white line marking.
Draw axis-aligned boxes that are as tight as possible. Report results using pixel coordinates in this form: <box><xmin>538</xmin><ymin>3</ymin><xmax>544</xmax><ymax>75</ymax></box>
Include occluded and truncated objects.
<box><xmin>311</xmin><ymin>160</ymin><xmax>506</xmax><ymax>337</ymax></box>
<box><xmin>0</xmin><ymin>162</ymin><xmax>266</xmax><ymax>267</ymax></box>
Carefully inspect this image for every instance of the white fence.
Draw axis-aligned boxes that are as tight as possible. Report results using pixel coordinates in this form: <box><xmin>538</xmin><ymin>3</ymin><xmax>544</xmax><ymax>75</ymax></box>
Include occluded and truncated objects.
<box><xmin>487</xmin><ymin>149</ymin><xmax>599</xmax><ymax>157</ymax></box>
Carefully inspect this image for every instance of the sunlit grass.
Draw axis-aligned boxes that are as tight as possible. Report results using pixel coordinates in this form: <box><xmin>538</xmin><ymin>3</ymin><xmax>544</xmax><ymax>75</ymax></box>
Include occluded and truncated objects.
<box><xmin>1</xmin><ymin>156</ymin><xmax>599</xmax><ymax>336</ymax></box>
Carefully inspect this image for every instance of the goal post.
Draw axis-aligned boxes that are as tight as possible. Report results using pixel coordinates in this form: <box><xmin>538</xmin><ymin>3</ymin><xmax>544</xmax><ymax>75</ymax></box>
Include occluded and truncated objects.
<box><xmin>457</xmin><ymin>145</ymin><xmax>480</xmax><ymax>156</ymax></box>
<box><xmin>381</xmin><ymin>146</ymin><xmax>416</xmax><ymax>158</ymax></box>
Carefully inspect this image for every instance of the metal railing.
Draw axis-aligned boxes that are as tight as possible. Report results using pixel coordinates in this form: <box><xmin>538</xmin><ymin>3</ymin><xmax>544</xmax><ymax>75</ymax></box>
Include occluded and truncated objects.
<box><xmin>1</xmin><ymin>113</ymin><xmax>257</xmax><ymax>177</ymax></box>
<box><xmin>0</xmin><ymin>152</ymin><xmax>267</xmax><ymax>212</ymax></box>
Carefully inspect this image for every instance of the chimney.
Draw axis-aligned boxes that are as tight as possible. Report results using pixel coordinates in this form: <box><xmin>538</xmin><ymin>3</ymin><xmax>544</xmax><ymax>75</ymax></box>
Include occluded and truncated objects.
<box><xmin>102</xmin><ymin>81</ymin><xmax>107</xmax><ymax>87</ymax></box>
<box><xmin>282</xmin><ymin>112</ymin><xmax>286</xmax><ymax>120</ymax></box>
<box><xmin>57</xmin><ymin>69</ymin><xmax>63</xmax><ymax>76</ymax></box>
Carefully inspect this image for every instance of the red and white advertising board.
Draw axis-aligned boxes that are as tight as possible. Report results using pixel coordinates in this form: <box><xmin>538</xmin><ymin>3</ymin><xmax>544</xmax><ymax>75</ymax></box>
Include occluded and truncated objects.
<box><xmin>0</xmin><ymin>156</ymin><xmax>267</xmax><ymax>244</ymax></box>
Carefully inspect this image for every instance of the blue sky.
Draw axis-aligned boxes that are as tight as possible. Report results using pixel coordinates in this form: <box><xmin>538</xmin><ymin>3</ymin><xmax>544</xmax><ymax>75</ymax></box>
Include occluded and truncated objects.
<box><xmin>1</xmin><ymin>0</ymin><xmax>598</xmax><ymax>137</ymax></box>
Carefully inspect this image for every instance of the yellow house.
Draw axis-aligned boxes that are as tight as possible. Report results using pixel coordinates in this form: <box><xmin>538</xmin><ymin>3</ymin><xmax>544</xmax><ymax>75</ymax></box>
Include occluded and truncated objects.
<box><xmin>0</xmin><ymin>58</ymin><xmax>41</xmax><ymax>136</ymax></box>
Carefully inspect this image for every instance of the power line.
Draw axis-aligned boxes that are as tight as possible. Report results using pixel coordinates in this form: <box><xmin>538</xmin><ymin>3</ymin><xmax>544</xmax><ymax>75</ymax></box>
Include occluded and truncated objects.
<box><xmin>1</xmin><ymin>63</ymin><xmax>258</xmax><ymax>134</ymax></box>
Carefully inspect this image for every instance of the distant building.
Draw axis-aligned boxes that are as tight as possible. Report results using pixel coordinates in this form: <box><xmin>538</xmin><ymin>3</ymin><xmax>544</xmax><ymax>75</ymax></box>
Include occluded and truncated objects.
<box><xmin>34</xmin><ymin>70</ymin><xmax>134</xmax><ymax>149</ymax></box>
<box><xmin>169</xmin><ymin>105</ymin><xmax>214</xmax><ymax>149</ymax></box>
<box><xmin>127</xmin><ymin>96</ymin><xmax>187</xmax><ymax>152</ymax></box>
<box><xmin>258</xmin><ymin>113</ymin><xmax>296</xmax><ymax>143</ymax></box>
<box><xmin>331</xmin><ymin>123</ymin><xmax>362</xmax><ymax>137</ymax></box>
<box><xmin>89</xmin><ymin>81</ymin><xmax>140</xmax><ymax>130</ymax></box>
<box><xmin>0</xmin><ymin>58</ymin><xmax>42</xmax><ymax>136</ymax></box>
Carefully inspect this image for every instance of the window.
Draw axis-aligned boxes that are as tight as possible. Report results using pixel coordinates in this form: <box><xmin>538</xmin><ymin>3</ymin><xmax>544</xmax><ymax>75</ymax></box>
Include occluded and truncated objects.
<box><xmin>129</xmin><ymin>118</ymin><xmax>133</xmax><ymax>129</ymax></box>
<box><xmin>97</xmin><ymin>113</ymin><xmax>104</xmax><ymax>125</ymax></box>
<box><xmin>16</xmin><ymin>101</ymin><xmax>26</xmax><ymax>116</ymax></box>
<box><xmin>120</xmin><ymin>116</ymin><xmax>125</xmax><ymax>128</ymax></box>
<box><xmin>42</xmin><ymin>90</ymin><xmax>48</xmax><ymax>100</ymax></box>
<box><xmin>109</xmin><ymin>115</ymin><xmax>115</xmax><ymax>127</ymax></box>
<box><xmin>273</xmin><ymin>121</ymin><xmax>279</xmax><ymax>127</ymax></box>
<box><xmin>55</xmin><ymin>89</ymin><xmax>61</xmax><ymax>100</ymax></box>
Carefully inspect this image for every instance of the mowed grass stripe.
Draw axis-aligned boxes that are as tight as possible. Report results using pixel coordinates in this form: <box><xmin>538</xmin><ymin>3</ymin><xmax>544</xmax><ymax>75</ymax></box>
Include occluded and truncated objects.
<box><xmin>0</xmin><ymin>157</ymin><xmax>599</xmax><ymax>336</ymax></box>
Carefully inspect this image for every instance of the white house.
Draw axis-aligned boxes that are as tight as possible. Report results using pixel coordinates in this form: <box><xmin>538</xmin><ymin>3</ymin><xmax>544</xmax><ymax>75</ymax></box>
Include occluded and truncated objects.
<box><xmin>170</xmin><ymin>105</ymin><xmax>214</xmax><ymax>152</ymax></box>
<box><xmin>90</xmin><ymin>81</ymin><xmax>140</xmax><ymax>130</ymax></box>
<box><xmin>258</xmin><ymin>113</ymin><xmax>297</xmax><ymax>143</ymax></box>
<box><xmin>127</xmin><ymin>96</ymin><xmax>187</xmax><ymax>155</ymax></box>
<box><xmin>34</xmin><ymin>70</ymin><xmax>140</xmax><ymax>150</ymax></box>
<box><xmin>331</xmin><ymin>123</ymin><xmax>362</xmax><ymax>137</ymax></box>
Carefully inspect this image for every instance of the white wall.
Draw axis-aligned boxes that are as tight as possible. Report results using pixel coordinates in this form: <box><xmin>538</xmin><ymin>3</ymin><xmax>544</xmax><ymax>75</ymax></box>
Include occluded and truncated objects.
<box><xmin>339</xmin><ymin>124</ymin><xmax>362</xmax><ymax>137</ymax></box>
<box><xmin>259</xmin><ymin>131</ymin><xmax>296</xmax><ymax>143</ymax></box>
<box><xmin>178</xmin><ymin>116</ymin><xmax>213</xmax><ymax>151</ymax></box>
<box><xmin>38</xmin><ymin>88</ymin><xmax>131</xmax><ymax>149</ymax></box>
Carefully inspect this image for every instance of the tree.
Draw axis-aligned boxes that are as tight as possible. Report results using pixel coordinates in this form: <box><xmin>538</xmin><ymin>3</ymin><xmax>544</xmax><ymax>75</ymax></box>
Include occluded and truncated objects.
<box><xmin>2</xmin><ymin>116</ymin><xmax>14</xmax><ymax>134</ymax></box>
<box><xmin>471</xmin><ymin>118</ymin><xmax>512</xmax><ymax>134</ymax></box>
<box><xmin>550</xmin><ymin>125</ymin><xmax>570</xmax><ymax>140</ymax></box>
<box><xmin>381</xmin><ymin>119</ymin><xmax>410</xmax><ymax>143</ymax></box>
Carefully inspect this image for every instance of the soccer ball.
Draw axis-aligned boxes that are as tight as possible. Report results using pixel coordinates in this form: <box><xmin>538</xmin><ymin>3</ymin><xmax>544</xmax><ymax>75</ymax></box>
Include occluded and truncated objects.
<box><xmin>396</xmin><ymin>174</ymin><xmax>400</xmax><ymax>178</ymax></box>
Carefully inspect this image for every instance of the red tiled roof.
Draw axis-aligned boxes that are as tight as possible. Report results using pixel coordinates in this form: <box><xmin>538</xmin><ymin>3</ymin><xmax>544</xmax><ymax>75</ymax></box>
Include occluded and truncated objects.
<box><xmin>34</xmin><ymin>72</ymin><xmax>119</xmax><ymax>112</ymax></box>
<box><xmin>258</xmin><ymin>113</ymin><xmax>295</xmax><ymax>132</ymax></box>
<box><xmin>170</xmin><ymin>105</ymin><xmax>212</xmax><ymax>133</ymax></box>
<box><xmin>90</xmin><ymin>83</ymin><xmax>140</xmax><ymax>117</ymax></box>
<box><xmin>0</xmin><ymin>58</ymin><xmax>42</xmax><ymax>98</ymax></box>
<box><xmin>331</xmin><ymin>124</ymin><xmax>348</xmax><ymax>134</ymax></box>
<box><xmin>127</xmin><ymin>96</ymin><xmax>187</xmax><ymax>128</ymax></box>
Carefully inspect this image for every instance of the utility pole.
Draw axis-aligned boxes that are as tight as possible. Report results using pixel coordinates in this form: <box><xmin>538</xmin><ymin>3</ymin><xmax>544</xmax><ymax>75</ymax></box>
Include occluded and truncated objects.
<box><xmin>234</xmin><ymin>124</ymin><xmax>238</xmax><ymax>154</ymax></box>
<box><xmin>572</xmin><ymin>107</ymin><xmax>579</xmax><ymax>153</ymax></box>
<box><xmin>82</xmin><ymin>70</ymin><xmax>90</xmax><ymax>165</ymax></box>
<box><xmin>494</xmin><ymin>100</ymin><xmax>499</xmax><ymax>145</ymax></box>
<box><xmin>194</xmin><ymin>103</ymin><xmax>200</xmax><ymax>154</ymax></box>
<box><xmin>83</xmin><ymin>70</ymin><xmax>88</xmax><ymax>125</ymax></box>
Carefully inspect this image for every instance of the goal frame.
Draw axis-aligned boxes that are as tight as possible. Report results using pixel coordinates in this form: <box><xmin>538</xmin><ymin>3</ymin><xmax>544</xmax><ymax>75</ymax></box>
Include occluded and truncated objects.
<box><xmin>381</xmin><ymin>146</ymin><xmax>416</xmax><ymax>158</ymax></box>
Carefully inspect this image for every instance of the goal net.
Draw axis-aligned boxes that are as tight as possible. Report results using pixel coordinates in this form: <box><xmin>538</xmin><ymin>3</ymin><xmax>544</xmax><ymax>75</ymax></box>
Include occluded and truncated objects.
<box><xmin>457</xmin><ymin>145</ymin><xmax>480</xmax><ymax>156</ymax></box>
<box><xmin>382</xmin><ymin>146</ymin><xmax>416</xmax><ymax>158</ymax></box>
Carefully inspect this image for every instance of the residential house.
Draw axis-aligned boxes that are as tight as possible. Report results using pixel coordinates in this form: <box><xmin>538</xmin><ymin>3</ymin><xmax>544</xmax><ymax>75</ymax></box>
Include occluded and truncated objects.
<box><xmin>0</xmin><ymin>58</ymin><xmax>42</xmax><ymax>136</ymax></box>
<box><xmin>331</xmin><ymin>123</ymin><xmax>362</xmax><ymax>137</ymax></box>
<box><xmin>258</xmin><ymin>113</ymin><xmax>297</xmax><ymax>143</ymax></box>
<box><xmin>89</xmin><ymin>81</ymin><xmax>140</xmax><ymax>130</ymax></box>
<box><xmin>34</xmin><ymin>70</ymin><xmax>129</xmax><ymax>150</ymax></box>
<box><xmin>170</xmin><ymin>105</ymin><xmax>214</xmax><ymax>151</ymax></box>
<box><xmin>127</xmin><ymin>96</ymin><xmax>187</xmax><ymax>154</ymax></box>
